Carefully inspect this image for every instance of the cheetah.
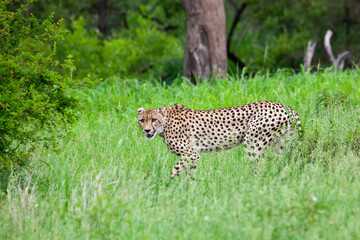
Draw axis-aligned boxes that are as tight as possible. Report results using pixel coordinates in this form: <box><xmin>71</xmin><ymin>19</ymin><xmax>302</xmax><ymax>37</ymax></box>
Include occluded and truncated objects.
<box><xmin>137</xmin><ymin>101</ymin><xmax>302</xmax><ymax>178</ymax></box>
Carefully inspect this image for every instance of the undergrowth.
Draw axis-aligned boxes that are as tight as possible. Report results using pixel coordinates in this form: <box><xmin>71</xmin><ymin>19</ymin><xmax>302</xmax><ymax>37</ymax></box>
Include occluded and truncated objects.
<box><xmin>1</xmin><ymin>69</ymin><xmax>360</xmax><ymax>239</ymax></box>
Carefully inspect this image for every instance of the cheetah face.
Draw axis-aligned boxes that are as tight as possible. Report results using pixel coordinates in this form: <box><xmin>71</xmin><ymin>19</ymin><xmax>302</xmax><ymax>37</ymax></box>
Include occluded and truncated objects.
<box><xmin>137</xmin><ymin>107</ymin><xmax>166</xmax><ymax>140</ymax></box>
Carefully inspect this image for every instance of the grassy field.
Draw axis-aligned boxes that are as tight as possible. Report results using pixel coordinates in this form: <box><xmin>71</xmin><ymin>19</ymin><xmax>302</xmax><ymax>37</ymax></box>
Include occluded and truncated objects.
<box><xmin>1</xmin><ymin>70</ymin><xmax>360</xmax><ymax>239</ymax></box>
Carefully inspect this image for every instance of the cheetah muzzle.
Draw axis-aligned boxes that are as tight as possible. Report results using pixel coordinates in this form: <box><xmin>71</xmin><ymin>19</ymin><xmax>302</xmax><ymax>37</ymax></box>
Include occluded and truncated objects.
<box><xmin>137</xmin><ymin>101</ymin><xmax>302</xmax><ymax>178</ymax></box>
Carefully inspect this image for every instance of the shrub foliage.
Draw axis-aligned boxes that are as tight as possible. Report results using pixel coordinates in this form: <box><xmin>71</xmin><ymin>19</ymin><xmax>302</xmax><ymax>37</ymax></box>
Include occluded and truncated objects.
<box><xmin>0</xmin><ymin>0</ymin><xmax>88</xmax><ymax>171</ymax></box>
<box><xmin>55</xmin><ymin>15</ymin><xmax>182</xmax><ymax>80</ymax></box>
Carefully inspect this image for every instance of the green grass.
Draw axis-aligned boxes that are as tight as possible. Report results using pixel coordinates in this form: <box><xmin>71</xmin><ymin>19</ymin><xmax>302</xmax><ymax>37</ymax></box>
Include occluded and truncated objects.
<box><xmin>1</xmin><ymin>69</ymin><xmax>360</xmax><ymax>239</ymax></box>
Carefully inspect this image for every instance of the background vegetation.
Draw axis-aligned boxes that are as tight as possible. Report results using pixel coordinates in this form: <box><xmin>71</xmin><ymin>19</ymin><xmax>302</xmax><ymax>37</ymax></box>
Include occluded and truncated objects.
<box><xmin>28</xmin><ymin>0</ymin><xmax>360</xmax><ymax>77</ymax></box>
<box><xmin>1</xmin><ymin>71</ymin><xmax>360</xmax><ymax>239</ymax></box>
<box><xmin>1</xmin><ymin>0</ymin><xmax>360</xmax><ymax>239</ymax></box>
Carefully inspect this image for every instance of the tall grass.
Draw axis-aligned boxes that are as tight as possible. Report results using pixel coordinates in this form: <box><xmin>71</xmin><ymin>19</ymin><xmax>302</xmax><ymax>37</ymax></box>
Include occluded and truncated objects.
<box><xmin>1</xmin><ymin>70</ymin><xmax>360</xmax><ymax>239</ymax></box>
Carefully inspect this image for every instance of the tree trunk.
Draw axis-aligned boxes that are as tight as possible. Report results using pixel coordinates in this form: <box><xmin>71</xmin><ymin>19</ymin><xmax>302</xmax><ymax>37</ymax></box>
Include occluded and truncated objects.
<box><xmin>96</xmin><ymin>0</ymin><xmax>108</xmax><ymax>35</ymax></box>
<box><xmin>181</xmin><ymin>0</ymin><xmax>227</xmax><ymax>84</ymax></box>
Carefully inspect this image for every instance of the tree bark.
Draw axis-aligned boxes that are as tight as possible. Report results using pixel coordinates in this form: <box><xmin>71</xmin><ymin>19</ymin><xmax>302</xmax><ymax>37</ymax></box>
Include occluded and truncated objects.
<box><xmin>181</xmin><ymin>0</ymin><xmax>227</xmax><ymax>84</ymax></box>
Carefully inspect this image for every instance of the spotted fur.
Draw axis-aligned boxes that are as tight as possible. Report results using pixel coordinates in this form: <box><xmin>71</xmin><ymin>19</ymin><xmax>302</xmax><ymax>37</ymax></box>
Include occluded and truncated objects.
<box><xmin>137</xmin><ymin>101</ymin><xmax>302</xmax><ymax>178</ymax></box>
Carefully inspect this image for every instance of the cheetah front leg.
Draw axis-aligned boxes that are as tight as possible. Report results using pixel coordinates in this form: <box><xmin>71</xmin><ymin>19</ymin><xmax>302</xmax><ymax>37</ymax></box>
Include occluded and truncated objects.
<box><xmin>171</xmin><ymin>147</ymin><xmax>200</xmax><ymax>178</ymax></box>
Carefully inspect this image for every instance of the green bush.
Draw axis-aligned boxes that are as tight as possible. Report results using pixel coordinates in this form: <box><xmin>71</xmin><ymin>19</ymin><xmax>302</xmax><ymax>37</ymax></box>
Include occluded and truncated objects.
<box><xmin>0</xmin><ymin>0</ymin><xmax>89</xmax><ymax>173</ymax></box>
<box><xmin>56</xmin><ymin>14</ymin><xmax>183</xmax><ymax>80</ymax></box>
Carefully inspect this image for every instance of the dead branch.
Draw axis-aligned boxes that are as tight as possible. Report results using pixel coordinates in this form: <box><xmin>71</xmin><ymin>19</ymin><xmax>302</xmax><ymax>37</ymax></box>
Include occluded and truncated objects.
<box><xmin>324</xmin><ymin>30</ymin><xmax>350</xmax><ymax>70</ymax></box>
<box><xmin>335</xmin><ymin>50</ymin><xmax>350</xmax><ymax>70</ymax></box>
<box><xmin>324</xmin><ymin>30</ymin><xmax>336</xmax><ymax>63</ymax></box>
<box><xmin>304</xmin><ymin>41</ymin><xmax>317</xmax><ymax>71</ymax></box>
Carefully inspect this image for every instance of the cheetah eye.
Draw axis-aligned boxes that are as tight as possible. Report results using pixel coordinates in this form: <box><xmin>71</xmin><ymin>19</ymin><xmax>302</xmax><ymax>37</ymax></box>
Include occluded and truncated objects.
<box><xmin>139</xmin><ymin>119</ymin><xmax>144</xmax><ymax>123</ymax></box>
<box><xmin>151</xmin><ymin>118</ymin><xmax>157</xmax><ymax>123</ymax></box>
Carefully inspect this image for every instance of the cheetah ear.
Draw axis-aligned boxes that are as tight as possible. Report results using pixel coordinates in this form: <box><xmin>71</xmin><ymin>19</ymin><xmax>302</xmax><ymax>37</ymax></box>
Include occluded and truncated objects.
<box><xmin>137</xmin><ymin>108</ymin><xmax>145</xmax><ymax>115</ymax></box>
<box><xmin>160</xmin><ymin>106</ymin><xmax>166</xmax><ymax>116</ymax></box>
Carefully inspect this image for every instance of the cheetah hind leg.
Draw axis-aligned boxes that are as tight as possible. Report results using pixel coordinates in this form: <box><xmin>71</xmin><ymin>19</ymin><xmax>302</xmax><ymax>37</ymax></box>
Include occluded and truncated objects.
<box><xmin>244</xmin><ymin>117</ymin><xmax>285</xmax><ymax>174</ymax></box>
<box><xmin>243</xmin><ymin>130</ymin><xmax>266</xmax><ymax>175</ymax></box>
<box><xmin>273</xmin><ymin>129</ymin><xmax>294</xmax><ymax>156</ymax></box>
<box><xmin>244</xmin><ymin>122</ymin><xmax>295</xmax><ymax>174</ymax></box>
<box><xmin>244</xmin><ymin>120</ymin><xmax>294</xmax><ymax>159</ymax></box>
<box><xmin>243</xmin><ymin>118</ymin><xmax>269</xmax><ymax>162</ymax></box>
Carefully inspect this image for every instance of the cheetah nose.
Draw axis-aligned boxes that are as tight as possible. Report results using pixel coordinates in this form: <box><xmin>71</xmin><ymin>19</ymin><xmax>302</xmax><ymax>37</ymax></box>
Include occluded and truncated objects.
<box><xmin>144</xmin><ymin>129</ymin><xmax>151</xmax><ymax>133</ymax></box>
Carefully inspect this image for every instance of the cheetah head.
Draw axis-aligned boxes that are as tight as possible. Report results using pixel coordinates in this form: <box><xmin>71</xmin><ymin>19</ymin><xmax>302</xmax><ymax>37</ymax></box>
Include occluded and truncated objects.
<box><xmin>137</xmin><ymin>107</ymin><xmax>166</xmax><ymax>140</ymax></box>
